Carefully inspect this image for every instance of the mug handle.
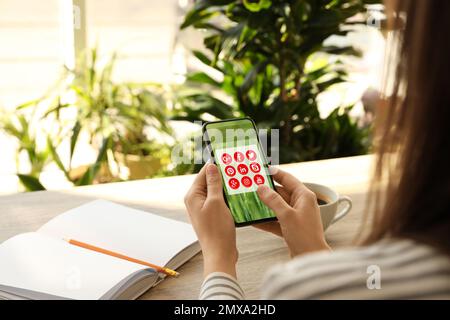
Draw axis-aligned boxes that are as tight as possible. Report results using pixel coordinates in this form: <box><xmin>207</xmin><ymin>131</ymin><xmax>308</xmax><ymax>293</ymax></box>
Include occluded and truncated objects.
<box><xmin>331</xmin><ymin>195</ymin><xmax>352</xmax><ymax>224</ymax></box>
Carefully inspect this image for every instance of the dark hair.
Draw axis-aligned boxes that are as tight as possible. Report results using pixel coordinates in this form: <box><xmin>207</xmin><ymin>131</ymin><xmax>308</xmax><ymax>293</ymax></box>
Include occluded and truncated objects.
<box><xmin>363</xmin><ymin>0</ymin><xmax>450</xmax><ymax>254</ymax></box>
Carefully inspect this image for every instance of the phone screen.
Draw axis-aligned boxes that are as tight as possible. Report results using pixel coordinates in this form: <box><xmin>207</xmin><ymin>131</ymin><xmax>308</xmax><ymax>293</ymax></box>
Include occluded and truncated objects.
<box><xmin>203</xmin><ymin>118</ymin><xmax>276</xmax><ymax>226</ymax></box>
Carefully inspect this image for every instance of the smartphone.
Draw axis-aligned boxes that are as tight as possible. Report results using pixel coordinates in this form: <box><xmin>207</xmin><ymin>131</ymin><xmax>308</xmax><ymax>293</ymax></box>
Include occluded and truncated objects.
<box><xmin>202</xmin><ymin>118</ymin><xmax>277</xmax><ymax>227</ymax></box>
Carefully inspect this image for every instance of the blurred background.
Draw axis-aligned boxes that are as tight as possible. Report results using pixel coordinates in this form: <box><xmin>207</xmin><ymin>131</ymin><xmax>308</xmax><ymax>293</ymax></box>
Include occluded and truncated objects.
<box><xmin>0</xmin><ymin>0</ymin><xmax>386</xmax><ymax>194</ymax></box>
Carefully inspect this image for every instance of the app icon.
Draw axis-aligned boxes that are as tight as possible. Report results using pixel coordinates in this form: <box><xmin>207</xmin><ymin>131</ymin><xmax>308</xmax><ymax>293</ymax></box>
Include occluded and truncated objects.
<box><xmin>228</xmin><ymin>178</ymin><xmax>240</xmax><ymax>190</ymax></box>
<box><xmin>246</xmin><ymin>149</ymin><xmax>257</xmax><ymax>161</ymax></box>
<box><xmin>254</xmin><ymin>174</ymin><xmax>265</xmax><ymax>185</ymax></box>
<box><xmin>241</xmin><ymin>176</ymin><xmax>253</xmax><ymax>188</ymax></box>
<box><xmin>237</xmin><ymin>164</ymin><xmax>249</xmax><ymax>175</ymax></box>
<box><xmin>224</xmin><ymin>166</ymin><xmax>236</xmax><ymax>177</ymax></box>
<box><xmin>234</xmin><ymin>151</ymin><xmax>244</xmax><ymax>163</ymax></box>
<box><xmin>249</xmin><ymin>162</ymin><xmax>261</xmax><ymax>173</ymax></box>
<box><xmin>221</xmin><ymin>153</ymin><xmax>232</xmax><ymax>165</ymax></box>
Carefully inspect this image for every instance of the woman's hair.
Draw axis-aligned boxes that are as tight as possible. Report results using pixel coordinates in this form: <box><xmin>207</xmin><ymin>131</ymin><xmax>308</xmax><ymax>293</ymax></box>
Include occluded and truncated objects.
<box><xmin>363</xmin><ymin>0</ymin><xmax>450</xmax><ymax>254</ymax></box>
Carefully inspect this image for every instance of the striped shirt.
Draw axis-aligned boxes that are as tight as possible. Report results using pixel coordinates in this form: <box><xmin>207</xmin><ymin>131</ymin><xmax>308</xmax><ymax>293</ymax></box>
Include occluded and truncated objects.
<box><xmin>199</xmin><ymin>238</ymin><xmax>450</xmax><ymax>300</ymax></box>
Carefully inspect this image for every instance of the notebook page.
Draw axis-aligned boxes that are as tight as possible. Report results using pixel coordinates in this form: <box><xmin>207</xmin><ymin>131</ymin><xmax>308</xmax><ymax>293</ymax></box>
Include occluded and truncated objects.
<box><xmin>38</xmin><ymin>200</ymin><xmax>198</xmax><ymax>267</ymax></box>
<box><xmin>0</xmin><ymin>233</ymin><xmax>149</xmax><ymax>300</ymax></box>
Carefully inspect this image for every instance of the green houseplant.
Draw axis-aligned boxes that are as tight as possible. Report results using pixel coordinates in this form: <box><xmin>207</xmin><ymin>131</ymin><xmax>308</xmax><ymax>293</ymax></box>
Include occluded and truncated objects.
<box><xmin>0</xmin><ymin>100</ymin><xmax>111</xmax><ymax>191</ymax></box>
<box><xmin>44</xmin><ymin>48</ymin><xmax>174</xmax><ymax>184</ymax></box>
<box><xmin>0</xmin><ymin>109</ymin><xmax>50</xmax><ymax>191</ymax></box>
<box><xmin>175</xmin><ymin>0</ymin><xmax>377</xmax><ymax>163</ymax></box>
<box><xmin>1</xmin><ymin>48</ymin><xmax>173</xmax><ymax>191</ymax></box>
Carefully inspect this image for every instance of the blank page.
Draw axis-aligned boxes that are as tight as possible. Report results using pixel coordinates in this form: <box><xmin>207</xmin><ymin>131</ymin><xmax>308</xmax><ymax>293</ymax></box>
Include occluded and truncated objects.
<box><xmin>0</xmin><ymin>233</ymin><xmax>148</xmax><ymax>300</ymax></box>
<box><xmin>38</xmin><ymin>200</ymin><xmax>198</xmax><ymax>266</ymax></box>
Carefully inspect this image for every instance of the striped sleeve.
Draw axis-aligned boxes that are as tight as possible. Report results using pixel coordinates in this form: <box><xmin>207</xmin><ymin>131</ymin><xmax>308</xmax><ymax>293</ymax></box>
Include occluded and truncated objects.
<box><xmin>260</xmin><ymin>239</ymin><xmax>450</xmax><ymax>300</ymax></box>
<box><xmin>199</xmin><ymin>272</ymin><xmax>245</xmax><ymax>300</ymax></box>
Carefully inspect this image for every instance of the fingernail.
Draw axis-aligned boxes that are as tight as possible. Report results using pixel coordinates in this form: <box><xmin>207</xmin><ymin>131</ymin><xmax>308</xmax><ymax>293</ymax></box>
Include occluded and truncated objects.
<box><xmin>268</xmin><ymin>166</ymin><xmax>279</xmax><ymax>175</ymax></box>
<box><xmin>206</xmin><ymin>164</ymin><xmax>218</xmax><ymax>175</ymax></box>
<box><xmin>257</xmin><ymin>185</ymin><xmax>269</xmax><ymax>194</ymax></box>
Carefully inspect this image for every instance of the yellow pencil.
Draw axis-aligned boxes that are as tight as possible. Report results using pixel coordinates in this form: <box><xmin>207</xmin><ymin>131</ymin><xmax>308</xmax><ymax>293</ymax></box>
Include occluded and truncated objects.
<box><xmin>64</xmin><ymin>238</ymin><xmax>179</xmax><ymax>277</ymax></box>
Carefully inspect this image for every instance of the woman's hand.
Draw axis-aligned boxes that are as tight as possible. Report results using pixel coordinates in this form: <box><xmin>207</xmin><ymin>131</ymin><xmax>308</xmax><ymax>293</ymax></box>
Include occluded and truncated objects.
<box><xmin>256</xmin><ymin>167</ymin><xmax>331</xmax><ymax>257</ymax></box>
<box><xmin>184</xmin><ymin>163</ymin><xmax>238</xmax><ymax>278</ymax></box>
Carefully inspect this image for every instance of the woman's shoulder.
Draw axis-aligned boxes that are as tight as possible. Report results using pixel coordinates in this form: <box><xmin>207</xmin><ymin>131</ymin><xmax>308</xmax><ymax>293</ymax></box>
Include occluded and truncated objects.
<box><xmin>261</xmin><ymin>238</ymin><xmax>450</xmax><ymax>299</ymax></box>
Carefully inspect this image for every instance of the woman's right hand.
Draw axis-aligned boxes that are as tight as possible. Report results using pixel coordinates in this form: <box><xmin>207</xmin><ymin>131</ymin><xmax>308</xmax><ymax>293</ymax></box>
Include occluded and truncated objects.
<box><xmin>255</xmin><ymin>167</ymin><xmax>331</xmax><ymax>257</ymax></box>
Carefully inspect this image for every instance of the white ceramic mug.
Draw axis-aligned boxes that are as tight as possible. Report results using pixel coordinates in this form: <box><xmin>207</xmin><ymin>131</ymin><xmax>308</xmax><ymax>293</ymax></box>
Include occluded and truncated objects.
<box><xmin>303</xmin><ymin>183</ymin><xmax>352</xmax><ymax>230</ymax></box>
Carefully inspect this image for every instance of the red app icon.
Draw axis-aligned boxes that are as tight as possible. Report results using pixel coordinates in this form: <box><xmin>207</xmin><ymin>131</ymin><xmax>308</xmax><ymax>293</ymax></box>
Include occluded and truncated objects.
<box><xmin>221</xmin><ymin>153</ymin><xmax>232</xmax><ymax>165</ymax></box>
<box><xmin>249</xmin><ymin>162</ymin><xmax>261</xmax><ymax>173</ymax></box>
<box><xmin>254</xmin><ymin>174</ymin><xmax>265</xmax><ymax>185</ymax></box>
<box><xmin>246</xmin><ymin>149</ymin><xmax>257</xmax><ymax>161</ymax></box>
<box><xmin>241</xmin><ymin>176</ymin><xmax>253</xmax><ymax>188</ymax></box>
<box><xmin>234</xmin><ymin>151</ymin><xmax>244</xmax><ymax>163</ymax></box>
<box><xmin>228</xmin><ymin>178</ymin><xmax>240</xmax><ymax>190</ymax></box>
<box><xmin>237</xmin><ymin>164</ymin><xmax>249</xmax><ymax>175</ymax></box>
<box><xmin>224</xmin><ymin>166</ymin><xmax>236</xmax><ymax>177</ymax></box>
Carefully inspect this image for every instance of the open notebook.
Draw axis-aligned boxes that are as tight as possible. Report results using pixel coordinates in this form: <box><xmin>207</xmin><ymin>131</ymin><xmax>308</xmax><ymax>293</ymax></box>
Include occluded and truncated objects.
<box><xmin>0</xmin><ymin>200</ymin><xmax>200</xmax><ymax>300</ymax></box>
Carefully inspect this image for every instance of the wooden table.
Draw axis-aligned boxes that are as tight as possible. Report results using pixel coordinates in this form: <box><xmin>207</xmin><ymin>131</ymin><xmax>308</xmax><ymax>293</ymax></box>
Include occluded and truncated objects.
<box><xmin>0</xmin><ymin>155</ymin><xmax>374</xmax><ymax>299</ymax></box>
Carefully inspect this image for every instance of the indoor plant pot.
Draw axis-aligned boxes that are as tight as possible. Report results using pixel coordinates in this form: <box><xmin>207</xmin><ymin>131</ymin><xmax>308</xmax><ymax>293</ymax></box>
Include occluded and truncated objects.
<box><xmin>114</xmin><ymin>152</ymin><xmax>162</xmax><ymax>180</ymax></box>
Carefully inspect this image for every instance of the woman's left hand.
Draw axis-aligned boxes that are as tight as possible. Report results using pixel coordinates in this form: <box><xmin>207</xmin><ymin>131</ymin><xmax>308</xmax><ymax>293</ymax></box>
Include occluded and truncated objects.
<box><xmin>184</xmin><ymin>163</ymin><xmax>238</xmax><ymax>278</ymax></box>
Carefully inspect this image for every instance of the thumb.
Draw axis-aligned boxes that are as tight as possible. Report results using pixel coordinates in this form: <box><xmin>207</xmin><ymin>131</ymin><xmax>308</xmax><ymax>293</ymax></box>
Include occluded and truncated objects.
<box><xmin>206</xmin><ymin>164</ymin><xmax>224</xmax><ymax>200</ymax></box>
<box><xmin>257</xmin><ymin>185</ymin><xmax>293</xmax><ymax>219</ymax></box>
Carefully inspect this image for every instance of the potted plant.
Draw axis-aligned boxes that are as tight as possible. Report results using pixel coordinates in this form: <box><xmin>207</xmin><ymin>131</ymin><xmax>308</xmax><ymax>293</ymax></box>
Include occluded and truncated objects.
<box><xmin>50</xmin><ymin>48</ymin><xmax>173</xmax><ymax>182</ymax></box>
<box><xmin>1</xmin><ymin>48</ymin><xmax>174</xmax><ymax>191</ymax></box>
<box><xmin>173</xmin><ymin>0</ymin><xmax>378</xmax><ymax>163</ymax></box>
<box><xmin>0</xmin><ymin>109</ymin><xmax>50</xmax><ymax>191</ymax></box>
<box><xmin>111</xmin><ymin>85</ymin><xmax>172</xmax><ymax>179</ymax></box>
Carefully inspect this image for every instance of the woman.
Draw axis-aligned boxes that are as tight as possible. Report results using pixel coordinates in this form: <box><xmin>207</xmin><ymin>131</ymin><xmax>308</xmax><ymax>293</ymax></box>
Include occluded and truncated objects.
<box><xmin>184</xmin><ymin>0</ymin><xmax>450</xmax><ymax>299</ymax></box>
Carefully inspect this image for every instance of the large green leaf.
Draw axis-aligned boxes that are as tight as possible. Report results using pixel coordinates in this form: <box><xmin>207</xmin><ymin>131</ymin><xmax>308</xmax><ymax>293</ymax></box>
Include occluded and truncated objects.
<box><xmin>177</xmin><ymin>94</ymin><xmax>235</xmax><ymax>120</ymax></box>
<box><xmin>47</xmin><ymin>136</ymin><xmax>71</xmax><ymax>180</ymax></box>
<box><xmin>243</xmin><ymin>0</ymin><xmax>272</xmax><ymax>12</ymax></box>
<box><xmin>15</xmin><ymin>99</ymin><xmax>40</xmax><ymax>110</ymax></box>
<box><xmin>192</xmin><ymin>50</ymin><xmax>213</xmax><ymax>66</ymax></box>
<box><xmin>17</xmin><ymin>174</ymin><xmax>46</xmax><ymax>191</ymax></box>
<box><xmin>239</xmin><ymin>59</ymin><xmax>269</xmax><ymax>94</ymax></box>
<box><xmin>181</xmin><ymin>8</ymin><xmax>218</xmax><ymax>29</ymax></box>
<box><xmin>70</xmin><ymin>121</ymin><xmax>81</xmax><ymax>165</ymax></box>
<box><xmin>316</xmin><ymin>76</ymin><xmax>346</xmax><ymax>92</ymax></box>
<box><xmin>186</xmin><ymin>72</ymin><xmax>221</xmax><ymax>87</ymax></box>
<box><xmin>321</xmin><ymin>45</ymin><xmax>363</xmax><ymax>57</ymax></box>
<box><xmin>76</xmin><ymin>137</ymin><xmax>110</xmax><ymax>186</ymax></box>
